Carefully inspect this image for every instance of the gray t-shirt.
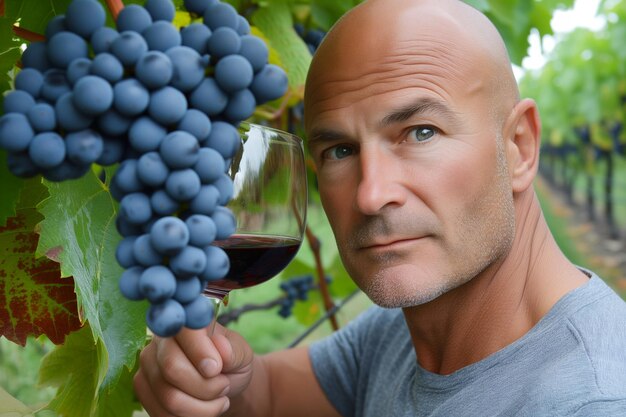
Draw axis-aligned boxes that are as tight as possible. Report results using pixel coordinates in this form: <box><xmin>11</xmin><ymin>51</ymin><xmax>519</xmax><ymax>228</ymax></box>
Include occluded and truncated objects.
<box><xmin>309</xmin><ymin>273</ymin><xmax>626</xmax><ymax>416</ymax></box>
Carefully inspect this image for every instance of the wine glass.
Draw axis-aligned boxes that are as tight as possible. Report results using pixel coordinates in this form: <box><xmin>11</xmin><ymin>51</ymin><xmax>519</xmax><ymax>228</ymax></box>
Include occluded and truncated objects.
<box><xmin>203</xmin><ymin>122</ymin><xmax>308</xmax><ymax>330</ymax></box>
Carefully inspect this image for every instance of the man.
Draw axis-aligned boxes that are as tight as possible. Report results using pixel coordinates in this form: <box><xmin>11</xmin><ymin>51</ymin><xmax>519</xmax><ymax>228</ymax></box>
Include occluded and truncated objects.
<box><xmin>133</xmin><ymin>0</ymin><xmax>626</xmax><ymax>415</ymax></box>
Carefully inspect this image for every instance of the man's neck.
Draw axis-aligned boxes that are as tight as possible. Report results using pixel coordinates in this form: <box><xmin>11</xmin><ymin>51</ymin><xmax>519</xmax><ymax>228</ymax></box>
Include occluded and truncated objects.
<box><xmin>402</xmin><ymin>190</ymin><xmax>589</xmax><ymax>375</ymax></box>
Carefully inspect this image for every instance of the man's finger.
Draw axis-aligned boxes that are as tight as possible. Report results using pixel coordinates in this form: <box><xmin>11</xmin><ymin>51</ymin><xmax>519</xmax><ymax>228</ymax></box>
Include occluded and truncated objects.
<box><xmin>172</xmin><ymin>326</ymin><xmax>224</xmax><ymax>378</ymax></box>
<box><xmin>211</xmin><ymin>327</ymin><xmax>254</xmax><ymax>375</ymax></box>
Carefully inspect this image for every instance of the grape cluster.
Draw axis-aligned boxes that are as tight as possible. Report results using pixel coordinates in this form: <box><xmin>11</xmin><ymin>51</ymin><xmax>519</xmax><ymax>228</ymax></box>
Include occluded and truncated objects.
<box><xmin>294</xmin><ymin>24</ymin><xmax>326</xmax><ymax>55</ymax></box>
<box><xmin>0</xmin><ymin>0</ymin><xmax>289</xmax><ymax>337</ymax></box>
<box><xmin>277</xmin><ymin>275</ymin><xmax>315</xmax><ymax>318</ymax></box>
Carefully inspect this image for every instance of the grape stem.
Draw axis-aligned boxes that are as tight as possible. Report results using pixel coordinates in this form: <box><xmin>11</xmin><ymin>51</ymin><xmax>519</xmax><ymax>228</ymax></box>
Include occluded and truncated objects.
<box><xmin>217</xmin><ymin>298</ymin><xmax>284</xmax><ymax>326</ymax></box>
<box><xmin>254</xmin><ymin>90</ymin><xmax>297</xmax><ymax>121</ymax></box>
<box><xmin>12</xmin><ymin>25</ymin><xmax>45</xmax><ymax>42</ymax></box>
<box><xmin>105</xmin><ymin>0</ymin><xmax>124</xmax><ymax>20</ymax></box>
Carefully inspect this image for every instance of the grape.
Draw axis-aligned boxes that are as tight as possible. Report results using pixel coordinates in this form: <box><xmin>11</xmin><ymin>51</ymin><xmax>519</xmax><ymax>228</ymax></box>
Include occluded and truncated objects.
<box><xmin>223</xmin><ymin>88</ymin><xmax>256</xmax><ymax>122</ymax></box>
<box><xmin>183</xmin><ymin>296</ymin><xmax>213</xmax><ymax>329</ymax></box>
<box><xmin>135</xmin><ymin>51</ymin><xmax>173</xmax><ymax>89</ymax></box>
<box><xmin>41</xmin><ymin>69</ymin><xmax>72</xmax><ymax>103</ymax></box>
<box><xmin>181</xmin><ymin>23</ymin><xmax>211</xmax><ymax>55</ymax></box>
<box><xmin>0</xmin><ymin>113</ymin><xmax>35</xmax><ymax>153</ymax></box>
<box><xmin>149</xmin><ymin>86</ymin><xmax>187</xmax><ymax>126</ymax></box>
<box><xmin>137</xmin><ymin>151</ymin><xmax>170</xmax><ymax>187</ymax></box>
<box><xmin>15</xmin><ymin>68</ymin><xmax>44</xmax><ymax>98</ymax></box>
<box><xmin>236</xmin><ymin>15</ymin><xmax>250</xmax><ymax>36</ymax></box>
<box><xmin>140</xmin><ymin>265</ymin><xmax>177</xmax><ymax>303</ymax></box>
<box><xmin>145</xmin><ymin>0</ymin><xmax>176</xmax><ymax>22</ymax></box>
<box><xmin>143</xmin><ymin>21</ymin><xmax>182</xmax><ymax>52</ymax></box>
<box><xmin>213</xmin><ymin>173</ymin><xmax>234</xmax><ymax>205</ymax></box>
<box><xmin>186</xmin><ymin>214</ymin><xmax>217</xmax><ymax>247</ymax></box>
<box><xmin>65</xmin><ymin>0</ymin><xmax>106</xmax><ymax>39</ymax></box>
<box><xmin>65</xmin><ymin>129</ymin><xmax>104</xmax><ymax>164</ymax></box>
<box><xmin>117</xmin><ymin>5</ymin><xmax>153</xmax><ymax>33</ymax></box>
<box><xmin>207</xmin><ymin>27</ymin><xmax>241</xmax><ymax>59</ymax></box>
<box><xmin>67</xmin><ymin>58</ymin><xmax>92</xmax><ymax>85</ymax></box>
<box><xmin>250</xmin><ymin>64</ymin><xmax>288</xmax><ymax>104</ymax></box>
<box><xmin>42</xmin><ymin>160</ymin><xmax>90</xmax><ymax>181</ymax></box>
<box><xmin>150</xmin><ymin>216</ymin><xmax>189</xmax><ymax>255</ymax></box>
<box><xmin>200</xmin><ymin>245</ymin><xmax>229</xmax><ymax>281</ymax></box>
<box><xmin>133</xmin><ymin>233</ymin><xmax>163</xmax><ymax>266</ymax></box>
<box><xmin>151</xmin><ymin>189</ymin><xmax>179</xmax><ymax>215</ymax></box>
<box><xmin>203</xmin><ymin>2</ymin><xmax>238</xmax><ymax>30</ymax></box>
<box><xmin>3</xmin><ymin>90</ymin><xmax>36</xmax><ymax>114</ymax></box>
<box><xmin>173</xmin><ymin>276</ymin><xmax>202</xmax><ymax>304</ymax></box>
<box><xmin>178</xmin><ymin>109</ymin><xmax>212</xmax><ymax>142</ymax></box>
<box><xmin>212</xmin><ymin>206</ymin><xmax>236</xmax><ymax>240</ymax></box>
<box><xmin>73</xmin><ymin>75</ymin><xmax>114</xmax><ymax>115</ymax></box>
<box><xmin>239</xmin><ymin>35</ymin><xmax>269</xmax><ymax>73</ymax></box>
<box><xmin>214</xmin><ymin>55</ymin><xmax>254</xmax><ymax>93</ymax></box>
<box><xmin>203</xmin><ymin>121</ymin><xmax>240</xmax><ymax>158</ymax></box>
<box><xmin>91</xmin><ymin>53</ymin><xmax>124</xmax><ymax>83</ymax></box>
<box><xmin>170</xmin><ymin>246</ymin><xmax>207</xmax><ymax>278</ymax></box>
<box><xmin>146</xmin><ymin>299</ymin><xmax>185</xmax><ymax>337</ymax></box>
<box><xmin>97</xmin><ymin>136</ymin><xmax>126</xmax><ymax>165</ymax></box>
<box><xmin>27</xmin><ymin>103</ymin><xmax>56</xmax><ymax>132</ymax></box>
<box><xmin>166</xmin><ymin>169</ymin><xmax>201</xmax><ymax>201</ymax></box>
<box><xmin>21</xmin><ymin>42</ymin><xmax>50</xmax><ymax>72</ymax></box>
<box><xmin>166</xmin><ymin>46</ymin><xmax>206</xmax><ymax>92</ymax></box>
<box><xmin>55</xmin><ymin>93</ymin><xmax>92</xmax><ymax>132</ymax></box>
<box><xmin>189</xmin><ymin>78</ymin><xmax>228</xmax><ymax>116</ymax></box>
<box><xmin>113</xmin><ymin>78</ymin><xmax>150</xmax><ymax>116</ymax></box>
<box><xmin>194</xmin><ymin>147</ymin><xmax>224</xmax><ymax>184</ymax></box>
<box><xmin>46</xmin><ymin>31</ymin><xmax>89</xmax><ymax>69</ymax></box>
<box><xmin>111</xmin><ymin>31</ymin><xmax>149</xmax><ymax>67</ymax></box>
<box><xmin>115</xmin><ymin>236</ymin><xmax>137</xmax><ymax>268</ymax></box>
<box><xmin>45</xmin><ymin>15</ymin><xmax>67</xmax><ymax>40</ymax></box>
<box><xmin>119</xmin><ymin>266</ymin><xmax>145</xmax><ymax>301</ymax></box>
<box><xmin>114</xmin><ymin>159</ymin><xmax>144</xmax><ymax>195</ymax></box>
<box><xmin>91</xmin><ymin>27</ymin><xmax>119</xmax><ymax>54</ymax></box>
<box><xmin>129</xmin><ymin>117</ymin><xmax>167</xmax><ymax>152</ymax></box>
<box><xmin>160</xmin><ymin>131</ymin><xmax>200</xmax><ymax>169</ymax></box>
<box><xmin>7</xmin><ymin>152</ymin><xmax>38</xmax><ymax>178</ymax></box>
<box><xmin>189</xmin><ymin>184</ymin><xmax>219</xmax><ymax>215</ymax></box>
<box><xmin>97</xmin><ymin>108</ymin><xmax>132</xmax><ymax>136</ymax></box>
<box><xmin>116</xmin><ymin>214</ymin><xmax>143</xmax><ymax>236</ymax></box>
<box><xmin>120</xmin><ymin>193</ymin><xmax>153</xmax><ymax>225</ymax></box>
<box><xmin>184</xmin><ymin>0</ymin><xmax>217</xmax><ymax>15</ymax></box>
<box><xmin>28</xmin><ymin>132</ymin><xmax>66</xmax><ymax>169</ymax></box>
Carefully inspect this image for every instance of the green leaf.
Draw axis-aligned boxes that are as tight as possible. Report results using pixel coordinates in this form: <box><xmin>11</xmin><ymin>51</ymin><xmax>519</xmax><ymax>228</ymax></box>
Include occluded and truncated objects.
<box><xmin>5</xmin><ymin>0</ymin><xmax>73</xmax><ymax>36</ymax></box>
<box><xmin>0</xmin><ymin>150</ymin><xmax>24</xmax><ymax>228</ymax></box>
<box><xmin>463</xmin><ymin>0</ymin><xmax>490</xmax><ymax>11</ymax></box>
<box><xmin>0</xmin><ymin>17</ymin><xmax>22</xmax><ymax>106</ymax></box>
<box><xmin>0</xmin><ymin>385</ymin><xmax>40</xmax><ymax>416</ymax></box>
<box><xmin>310</xmin><ymin>0</ymin><xmax>360</xmax><ymax>31</ymax></box>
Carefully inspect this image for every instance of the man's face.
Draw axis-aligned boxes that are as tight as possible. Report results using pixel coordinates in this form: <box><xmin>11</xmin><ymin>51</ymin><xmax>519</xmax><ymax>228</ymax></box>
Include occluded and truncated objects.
<box><xmin>305</xmin><ymin>5</ymin><xmax>517</xmax><ymax>308</ymax></box>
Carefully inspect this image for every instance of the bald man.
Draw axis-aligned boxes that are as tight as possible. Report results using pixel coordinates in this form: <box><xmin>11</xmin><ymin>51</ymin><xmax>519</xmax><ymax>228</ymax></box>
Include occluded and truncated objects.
<box><xmin>133</xmin><ymin>1</ymin><xmax>626</xmax><ymax>416</ymax></box>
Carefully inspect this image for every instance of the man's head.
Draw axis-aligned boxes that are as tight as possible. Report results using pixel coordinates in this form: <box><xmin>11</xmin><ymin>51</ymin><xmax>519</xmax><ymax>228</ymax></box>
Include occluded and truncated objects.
<box><xmin>304</xmin><ymin>0</ymin><xmax>542</xmax><ymax>308</ymax></box>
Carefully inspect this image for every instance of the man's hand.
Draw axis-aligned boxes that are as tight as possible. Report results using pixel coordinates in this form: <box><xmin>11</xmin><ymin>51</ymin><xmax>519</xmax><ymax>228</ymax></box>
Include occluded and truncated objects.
<box><xmin>134</xmin><ymin>323</ymin><xmax>254</xmax><ymax>416</ymax></box>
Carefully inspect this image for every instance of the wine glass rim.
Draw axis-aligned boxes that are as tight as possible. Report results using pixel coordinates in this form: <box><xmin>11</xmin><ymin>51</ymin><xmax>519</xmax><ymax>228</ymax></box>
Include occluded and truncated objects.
<box><xmin>240</xmin><ymin>122</ymin><xmax>304</xmax><ymax>145</ymax></box>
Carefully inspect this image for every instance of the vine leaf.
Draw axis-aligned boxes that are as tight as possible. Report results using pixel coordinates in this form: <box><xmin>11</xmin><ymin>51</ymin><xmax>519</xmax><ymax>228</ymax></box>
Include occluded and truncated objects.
<box><xmin>0</xmin><ymin>179</ymin><xmax>81</xmax><ymax>346</ymax></box>
<box><xmin>0</xmin><ymin>385</ymin><xmax>40</xmax><ymax>416</ymax></box>
<box><xmin>0</xmin><ymin>149</ymin><xmax>24</xmax><ymax>228</ymax></box>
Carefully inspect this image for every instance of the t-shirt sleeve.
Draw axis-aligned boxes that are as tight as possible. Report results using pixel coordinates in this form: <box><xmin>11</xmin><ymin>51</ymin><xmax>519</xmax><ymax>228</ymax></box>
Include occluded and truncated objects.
<box><xmin>572</xmin><ymin>399</ymin><xmax>626</xmax><ymax>416</ymax></box>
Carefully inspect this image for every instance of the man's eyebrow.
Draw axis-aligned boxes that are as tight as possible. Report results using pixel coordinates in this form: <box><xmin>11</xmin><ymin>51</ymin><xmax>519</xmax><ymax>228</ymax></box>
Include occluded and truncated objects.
<box><xmin>379</xmin><ymin>97</ymin><xmax>461</xmax><ymax>127</ymax></box>
<box><xmin>307</xmin><ymin>128</ymin><xmax>350</xmax><ymax>149</ymax></box>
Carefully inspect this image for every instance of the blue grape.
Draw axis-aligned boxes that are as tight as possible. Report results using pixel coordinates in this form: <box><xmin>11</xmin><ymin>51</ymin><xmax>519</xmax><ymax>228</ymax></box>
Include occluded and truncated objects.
<box><xmin>3</xmin><ymin>90</ymin><xmax>36</xmax><ymax>114</ymax></box>
<box><xmin>189</xmin><ymin>78</ymin><xmax>228</xmax><ymax>116</ymax></box>
<box><xmin>135</xmin><ymin>51</ymin><xmax>173</xmax><ymax>89</ymax></box>
<box><xmin>207</xmin><ymin>27</ymin><xmax>241</xmax><ymax>59</ymax></box>
<box><xmin>114</xmin><ymin>159</ymin><xmax>144</xmax><ymax>194</ymax></box>
<box><xmin>113</xmin><ymin>78</ymin><xmax>150</xmax><ymax>116</ymax></box>
<box><xmin>203</xmin><ymin>121</ymin><xmax>240</xmax><ymax>158</ymax></box>
<box><xmin>27</xmin><ymin>103</ymin><xmax>56</xmax><ymax>132</ymax></box>
<box><xmin>146</xmin><ymin>299</ymin><xmax>185</xmax><ymax>337</ymax></box>
<box><xmin>97</xmin><ymin>108</ymin><xmax>132</xmax><ymax>136</ymax></box>
<box><xmin>239</xmin><ymin>35</ymin><xmax>269</xmax><ymax>73</ymax></box>
<box><xmin>170</xmin><ymin>246</ymin><xmax>207</xmax><ymax>278</ymax></box>
<box><xmin>178</xmin><ymin>109</ymin><xmax>212</xmax><ymax>142</ymax></box>
<box><xmin>120</xmin><ymin>192</ymin><xmax>153</xmax><ymax>225</ymax></box>
<box><xmin>133</xmin><ymin>233</ymin><xmax>163</xmax><ymax>266</ymax></box>
<box><xmin>97</xmin><ymin>136</ymin><xmax>126</xmax><ymax>165</ymax></box>
<box><xmin>67</xmin><ymin>58</ymin><xmax>92</xmax><ymax>85</ymax></box>
<box><xmin>55</xmin><ymin>93</ymin><xmax>93</xmax><ymax>131</ymax></box>
<box><xmin>143</xmin><ymin>21</ymin><xmax>181</xmax><ymax>52</ymax></box>
<box><xmin>214</xmin><ymin>54</ymin><xmax>254</xmax><ymax>93</ymax></box>
<box><xmin>119</xmin><ymin>266</ymin><xmax>145</xmax><ymax>301</ymax></box>
<box><xmin>174</xmin><ymin>276</ymin><xmax>202</xmax><ymax>304</ymax></box>
<box><xmin>116</xmin><ymin>213</ymin><xmax>143</xmax><ymax>236</ymax></box>
<box><xmin>194</xmin><ymin>147</ymin><xmax>224</xmax><ymax>184</ymax></box>
<box><xmin>200</xmin><ymin>245</ymin><xmax>229</xmax><ymax>281</ymax></box>
<box><xmin>0</xmin><ymin>113</ymin><xmax>34</xmax><ymax>153</ymax></box>
<box><xmin>181</xmin><ymin>23</ymin><xmax>211</xmax><ymax>55</ymax></box>
<box><xmin>212</xmin><ymin>206</ymin><xmax>236</xmax><ymax>240</ymax></box>
<box><xmin>166</xmin><ymin>46</ymin><xmax>206</xmax><ymax>92</ymax></box>
<box><xmin>250</xmin><ymin>64</ymin><xmax>288</xmax><ymax>104</ymax></box>
<box><xmin>145</xmin><ymin>0</ymin><xmax>176</xmax><ymax>22</ymax></box>
<box><xmin>139</xmin><ymin>265</ymin><xmax>176</xmax><ymax>303</ymax></box>
<box><xmin>21</xmin><ymin>42</ymin><xmax>50</xmax><ymax>72</ymax></box>
<box><xmin>151</xmin><ymin>189</ymin><xmax>179</xmax><ymax>215</ymax></box>
<box><xmin>117</xmin><ymin>5</ymin><xmax>153</xmax><ymax>33</ymax></box>
<box><xmin>184</xmin><ymin>0</ymin><xmax>217</xmax><ymax>15</ymax></box>
<box><xmin>203</xmin><ymin>2</ymin><xmax>238</xmax><ymax>30</ymax></box>
<box><xmin>15</xmin><ymin>68</ymin><xmax>44</xmax><ymax>98</ymax></box>
<box><xmin>45</xmin><ymin>15</ymin><xmax>67</xmax><ymax>40</ymax></box>
<box><xmin>65</xmin><ymin>0</ymin><xmax>106</xmax><ymax>38</ymax></box>
<box><xmin>223</xmin><ymin>88</ymin><xmax>256</xmax><ymax>122</ymax></box>
<box><xmin>159</xmin><ymin>131</ymin><xmax>200</xmax><ymax>169</ymax></box>
<box><xmin>111</xmin><ymin>31</ymin><xmax>148</xmax><ymax>67</ymax></box>
<box><xmin>65</xmin><ymin>129</ymin><xmax>104</xmax><ymax>164</ymax></box>
<box><xmin>186</xmin><ymin>214</ymin><xmax>217</xmax><ymax>247</ymax></box>
<box><xmin>184</xmin><ymin>296</ymin><xmax>213</xmax><ymax>329</ymax></box>
<box><xmin>189</xmin><ymin>184</ymin><xmax>219</xmax><ymax>215</ymax></box>
<box><xmin>149</xmin><ymin>86</ymin><xmax>187</xmax><ymax>125</ymax></box>
<box><xmin>115</xmin><ymin>236</ymin><xmax>137</xmax><ymax>268</ymax></box>
<box><xmin>165</xmin><ymin>168</ymin><xmax>201</xmax><ymax>201</ymax></box>
<box><xmin>73</xmin><ymin>75</ymin><xmax>114</xmax><ymax>115</ymax></box>
<box><xmin>91</xmin><ymin>53</ymin><xmax>124</xmax><ymax>83</ymax></box>
<box><xmin>129</xmin><ymin>117</ymin><xmax>167</xmax><ymax>152</ymax></box>
<box><xmin>41</xmin><ymin>69</ymin><xmax>71</xmax><ymax>103</ymax></box>
<box><xmin>46</xmin><ymin>31</ymin><xmax>89</xmax><ymax>69</ymax></box>
<box><xmin>236</xmin><ymin>15</ymin><xmax>250</xmax><ymax>35</ymax></box>
<box><xmin>137</xmin><ymin>151</ymin><xmax>169</xmax><ymax>187</ymax></box>
<box><xmin>213</xmin><ymin>173</ymin><xmax>234</xmax><ymax>205</ymax></box>
<box><xmin>7</xmin><ymin>152</ymin><xmax>38</xmax><ymax>178</ymax></box>
<box><xmin>91</xmin><ymin>27</ymin><xmax>119</xmax><ymax>54</ymax></box>
<box><xmin>28</xmin><ymin>132</ymin><xmax>66</xmax><ymax>169</ymax></box>
<box><xmin>150</xmin><ymin>216</ymin><xmax>189</xmax><ymax>255</ymax></box>
<box><xmin>42</xmin><ymin>160</ymin><xmax>90</xmax><ymax>181</ymax></box>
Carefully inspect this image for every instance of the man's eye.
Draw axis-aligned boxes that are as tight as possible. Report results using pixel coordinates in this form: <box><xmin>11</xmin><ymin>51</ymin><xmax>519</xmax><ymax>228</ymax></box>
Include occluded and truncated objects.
<box><xmin>323</xmin><ymin>145</ymin><xmax>353</xmax><ymax>160</ymax></box>
<box><xmin>408</xmin><ymin>126</ymin><xmax>436</xmax><ymax>143</ymax></box>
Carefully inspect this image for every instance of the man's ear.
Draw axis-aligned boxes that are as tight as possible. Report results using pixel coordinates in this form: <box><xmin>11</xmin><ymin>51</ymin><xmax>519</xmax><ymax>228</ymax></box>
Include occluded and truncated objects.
<box><xmin>503</xmin><ymin>98</ymin><xmax>541</xmax><ymax>193</ymax></box>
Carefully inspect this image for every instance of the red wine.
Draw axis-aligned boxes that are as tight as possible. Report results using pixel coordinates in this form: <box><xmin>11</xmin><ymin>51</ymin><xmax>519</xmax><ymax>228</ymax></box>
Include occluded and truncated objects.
<box><xmin>204</xmin><ymin>234</ymin><xmax>301</xmax><ymax>298</ymax></box>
